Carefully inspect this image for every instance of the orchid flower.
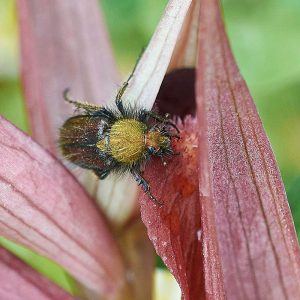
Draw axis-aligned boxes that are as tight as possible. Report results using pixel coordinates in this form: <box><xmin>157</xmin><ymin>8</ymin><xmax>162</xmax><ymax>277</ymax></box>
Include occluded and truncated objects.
<box><xmin>1</xmin><ymin>0</ymin><xmax>300</xmax><ymax>300</ymax></box>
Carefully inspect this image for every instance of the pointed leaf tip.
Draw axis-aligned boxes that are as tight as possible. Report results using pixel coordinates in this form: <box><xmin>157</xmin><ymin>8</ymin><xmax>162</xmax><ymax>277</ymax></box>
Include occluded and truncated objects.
<box><xmin>0</xmin><ymin>116</ymin><xmax>124</xmax><ymax>295</ymax></box>
<box><xmin>197</xmin><ymin>0</ymin><xmax>300</xmax><ymax>298</ymax></box>
<box><xmin>141</xmin><ymin>0</ymin><xmax>300</xmax><ymax>299</ymax></box>
<box><xmin>122</xmin><ymin>0</ymin><xmax>193</xmax><ymax>110</ymax></box>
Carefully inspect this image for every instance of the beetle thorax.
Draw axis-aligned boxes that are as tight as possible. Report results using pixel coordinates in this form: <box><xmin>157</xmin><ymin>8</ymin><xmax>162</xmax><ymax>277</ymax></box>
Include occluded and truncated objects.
<box><xmin>108</xmin><ymin>119</ymin><xmax>146</xmax><ymax>164</ymax></box>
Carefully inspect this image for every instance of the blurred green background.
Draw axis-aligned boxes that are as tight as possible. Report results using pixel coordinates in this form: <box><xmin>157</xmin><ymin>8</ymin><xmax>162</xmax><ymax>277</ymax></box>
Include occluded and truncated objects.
<box><xmin>0</xmin><ymin>0</ymin><xmax>300</xmax><ymax>294</ymax></box>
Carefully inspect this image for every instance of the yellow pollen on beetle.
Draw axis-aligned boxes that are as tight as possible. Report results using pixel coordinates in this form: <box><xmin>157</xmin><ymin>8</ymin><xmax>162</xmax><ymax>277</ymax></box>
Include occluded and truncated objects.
<box><xmin>108</xmin><ymin>119</ymin><xmax>146</xmax><ymax>164</ymax></box>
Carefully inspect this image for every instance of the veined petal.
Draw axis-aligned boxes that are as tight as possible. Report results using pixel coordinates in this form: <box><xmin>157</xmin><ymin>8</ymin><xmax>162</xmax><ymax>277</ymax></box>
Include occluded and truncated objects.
<box><xmin>197</xmin><ymin>0</ymin><xmax>300</xmax><ymax>298</ymax></box>
<box><xmin>140</xmin><ymin>117</ymin><xmax>203</xmax><ymax>300</ymax></box>
<box><xmin>122</xmin><ymin>0</ymin><xmax>192</xmax><ymax>110</ymax></box>
<box><xmin>0</xmin><ymin>116</ymin><xmax>124</xmax><ymax>296</ymax></box>
<box><xmin>18</xmin><ymin>0</ymin><xmax>139</xmax><ymax>227</ymax></box>
<box><xmin>17</xmin><ymin>0</ymin><xmax>118</xmax><ymax>153</ymax></box>
<box><xmin>17</xmin><ymin>2</ymin><xmax>150</xmax><ymax>298</ymax></box>
<box><xmin>0</xmin><ymin>246</ymin><xmax>74</xmax><ymax>300</ymax></box>
<box><xmin>140</xmin><ymin>0</ymin><xmax>300</xmax><ymax>299</ymax></box>
<box><xmin>168</xmin><ymin>0</ymin><xmax>200</xmax><ymax>71</ymax></box>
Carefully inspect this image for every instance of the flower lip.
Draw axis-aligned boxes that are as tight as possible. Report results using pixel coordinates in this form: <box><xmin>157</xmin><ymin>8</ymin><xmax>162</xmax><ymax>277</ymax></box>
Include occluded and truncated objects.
<box><xmin>155</xmin><ymin>68</ymin><xmax>196</xmax><ymax>119</ymax></box>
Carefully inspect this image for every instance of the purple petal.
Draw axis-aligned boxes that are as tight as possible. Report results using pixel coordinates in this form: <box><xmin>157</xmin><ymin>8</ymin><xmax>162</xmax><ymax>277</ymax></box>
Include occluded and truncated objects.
<box><xmin>18</xmin><ymin>0</ymin><xmax>118</xmax><ymax>153</ymax></box>
<box><xmin>140</xmin><ymin>118</ymin><xmax>203</xmax><ymax>300</ymax></box>
<box><xmin>122</xmin><ymin>0</ymin><xmax>192</xmax><ymax>110</ymax></box>
<box><xmin>0</xmin><ymin>116</ymin><xmax>124</xmax><ymax>295</ymax></box>
<box><xmin>18</xmin><ymin>0</ymin><xmax>139</xmax><ymax>228</ymax></box>
<box><xmin>197</xmin><ymin>0</ymin><xmax>300</xmax><ymax>298</ymax></box>
<box><xmin>140</xmin><ymin>0</ymin><xmax>300</xmax><ymax>298</ymax></box>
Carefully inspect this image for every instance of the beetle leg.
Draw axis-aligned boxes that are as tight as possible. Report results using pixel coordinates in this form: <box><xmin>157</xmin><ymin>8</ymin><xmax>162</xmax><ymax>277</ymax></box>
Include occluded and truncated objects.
<box><xmin>115</xmin><ymin>62</ymin><xmax>135</xmax><ymax>115</ymax></box>
<box><xmin>163</xmin><ymin>131</ymin><xmax>180</xmax><ymax>139</ymax></box>
<box><xmin>143</xmin><ymin>111</ymin><xmax>180</xmax><ymax>133</ymax></box>
<box><xmin>63</xmin><ymin>89</ymin><xmax>101</xmax><ymax>114</ymax></box>
<box><xmin>115</xmin><ymin>84</ymin><xmax>127</xmax><ymax>115</ymax></box>
<box><xmin>116</xmin><ymin>47</ymin><xmax>145</xmax><ymax>115</ymax></box>
<box><xmin>130</xmin><ymin>169</ymin><xmax>164</xmax><ymax>206</ymax></box>
<box><xmin>95</xmin><ymin>108</ymin><xmax>117</xmax><ymax>122</ymax></box>
<box><xmin>93</xmin><ymin>168</ymin><xmax>111</xmax><ymax>180</ymax></box>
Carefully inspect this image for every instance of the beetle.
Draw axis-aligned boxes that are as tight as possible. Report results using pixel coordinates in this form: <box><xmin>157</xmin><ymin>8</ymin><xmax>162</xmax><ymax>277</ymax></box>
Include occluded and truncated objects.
<box><xmin>59</xmin><ymin>71</ymin><xmax>180</xmax><ymax>205</ymax></box>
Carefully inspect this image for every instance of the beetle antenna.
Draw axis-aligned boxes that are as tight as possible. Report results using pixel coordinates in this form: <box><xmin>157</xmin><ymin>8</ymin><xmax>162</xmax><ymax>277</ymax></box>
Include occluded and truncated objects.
<box><xmin>63</xmin><ymin>88</ymin><xmax>101</xmax><ymax>113</ymax></box>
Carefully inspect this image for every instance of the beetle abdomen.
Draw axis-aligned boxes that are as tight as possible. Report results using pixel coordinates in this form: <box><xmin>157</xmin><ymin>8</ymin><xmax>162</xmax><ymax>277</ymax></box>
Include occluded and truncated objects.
<box><xmin>108</xmin><ymin>119</ymin><xmax>146</xmax><ymax>164</ymax></box>
<box><xmin>59</xmin><ymin>115</ymin><xmax>107</xmax><ymax>169</ymax></box>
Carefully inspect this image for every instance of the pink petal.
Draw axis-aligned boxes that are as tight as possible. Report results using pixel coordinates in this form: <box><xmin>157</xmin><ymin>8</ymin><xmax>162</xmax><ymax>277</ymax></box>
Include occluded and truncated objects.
<box><xmin>122</xmin><ymin>0</ymin><xmax>192</xmax><ymax>110</ymax></box>
<box><xmin>0</xmin><ymin>116</ymin><xmax>124</xmax><ymax>296</ymax></box>
<box><xmin>168</xmin><ymin>0</ymin><xmax>200</xmax><ymax>70</ymax></box>
<box><xmin>16</xmin><ymin>1</ymin><xmax>155</xmax><ymax>297</ymax></box>
<box><xmin>197</xmin><ymin>0</ymin><xmax>300</xmax><ymax>298</ymax></box>
<box><xmin>17</xmin><ymin>0</ymin><xmax>118</xmax><ymax>153</ymax></box>
<box><xmin>140</xmin><ymin>0</ymin><xmax>300</xmax><ymax>299</ymax></box>
<box><xmin>140</xmin><ymin>118</ymin><xmax>203</xmax><ymax>299</ymax></box>
<box><xmin>18</xmin><ymin>0</ymin><xmax>139</xmax><ymax>226</ymax></box>
<box><xmin>0</xmin><ymin>246</ymin><xmax>74</xmax><ymax>300</ymax></box>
